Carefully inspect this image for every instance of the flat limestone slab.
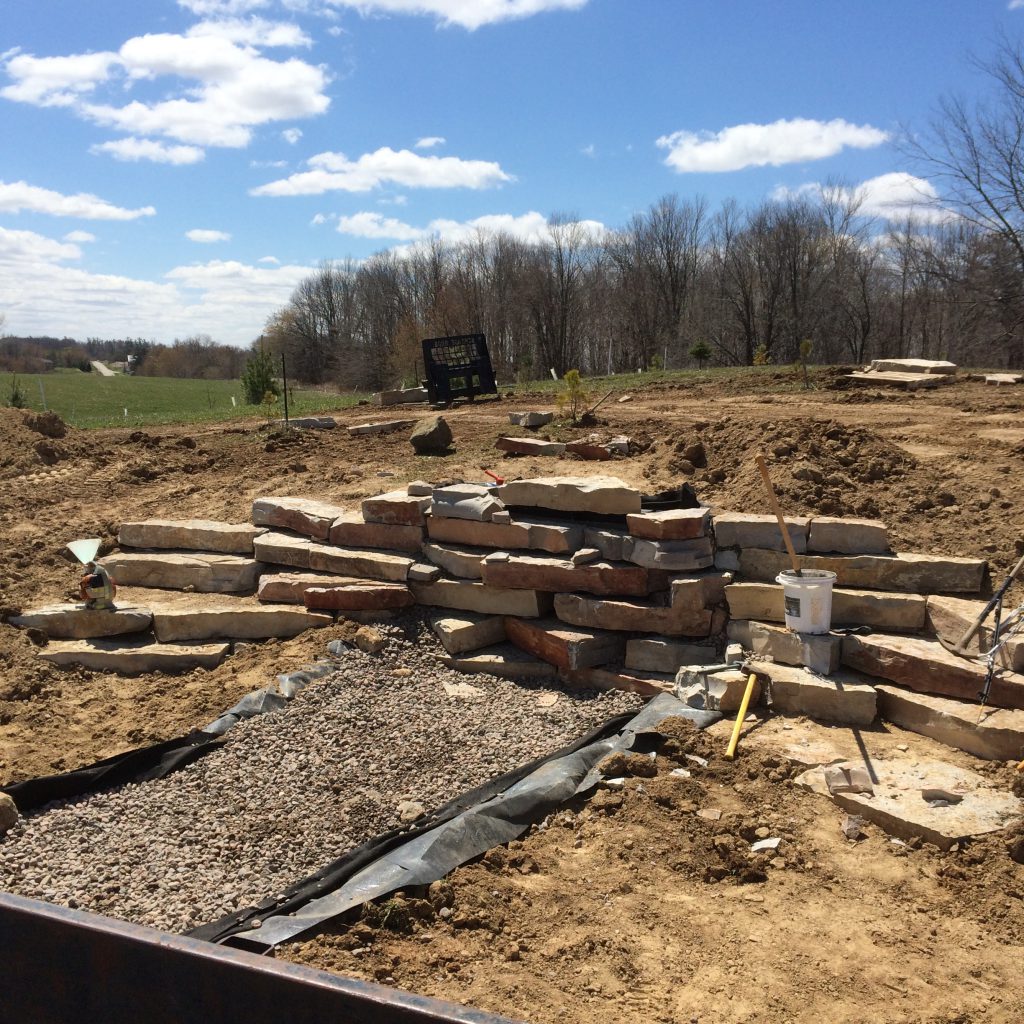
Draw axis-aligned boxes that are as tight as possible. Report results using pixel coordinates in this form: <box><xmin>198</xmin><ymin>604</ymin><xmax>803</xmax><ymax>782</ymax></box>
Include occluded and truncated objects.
<box><xmin>508</xmin><ymin>411</ymin><xmax>554</xmax><ymax>427</ymax></box>
<box><xmin>750</xmin><ymin>660</ymin><xmax>877</xmax><ymax>726</ymax></box>
<box><xmin>98</xmin><ymin>552</ymin><xmax>260</xmax><ymax>593</ymax></box>
<box><xmin>584</xmin><ymin>526</ymin><xmax>631</xmax><ymax>562</ymax></box>
<box><xmin>927</xmin><ymin>595</ymin><xmax>1024</xmax><ymax>671</ymax></box>
<box><xmin>257</xmin><ymin>572</ymin><xmax>364</xmax><ymax>604</ymax></box>
<box><xmin>152</xmin><ymin>605</ymin><xmax>331</xmax><ymax>642</ymax></box>
<box><xmin>426</xmin><ymin>515</ymin><xmax>531</xmax><ymax>550</ymax></box>
<box><xmin>440</xmin><ymin>643</ymin><xmax>558</xmax><ymax>680</ymax></box>
<box><xmin>985</xmin><ymin>373</ymin><xmax>1023</xmax><ymax>385</ymax></box>
<box><xmin>328</xmin><ymin>514</ymin><xmax>424</xmax><ymax>553</ymax></box>
<box><xmin>307</xmin><ymin>543</ymin><xmax>414</xmax><ymax>582</ymax></box>
<box><xmin>253</xmin><ymin>532</ymin><xmax>313</xmax><ymax>570</ymax></box>
<box><xmin>724</xmin><ymin>582</ymin><xmax>927</xmax><ymax>632</ymax></box>
<box><xmin>362</xmin><ymin>490</ymin><xmax>432</xmax><ymax>527</ymax></box>
<box><xmin>735</xmin><ymin>548</ymin><xmax>986</xmax><ymax>594</ymax></box>
<box><xmin>564</xmin><ymin>666</ymin><xmax>674</xmax><ymax>697</ymax></box>
<box><xmin>870</xmin><ymin>358</ymin><xmax>957</xmax><ymax>375</ymax></box>
<box><xmin>10</xmin><ymin>604</ymin><xmax>152</xmax><ymax>639</ymax></box>
<box><xmin>847</xmin><ymin>370</ymin><xmax>948</xmax><ymax>390</ymax></box>
<box><xmin>553</xmin><ymin>592</ymin><xmax>712</xmax><ymax>637</ymax></box>
<box><xmin>496</xmin><ymin>476</ymin><xmax>642</xmax><ymax>515</ymax></box>
<box><xmin>303</xmin><ymin>584</ymin><xmax>413</xmax><ymax>612</ymax></box>
<box><xmin>516</xmin><ymin>518</ymin><xmax>585</xmax><ymax>555</ymax></box>
<box><xmin>713</xmin><ymin>512</ymin><xmax>810</xmax><ymax>553</ymax></box>
<box><xmin>38</xmin><ymin>638</ymin><xmax>229</xmax><ymax>674</ymax></box>
<box><xmin>626</xmin><ymin>508</ymin><xmax>709</xmax><ymax>541</ymax></box>
<box><xmin>841</xmin><ymin>632</ymin><xmax>1024</xmax><ymax>710</ymax></box>
<box><xmin>876</xmin><ymin>684</ymin><xmax>1024</xmax><ymax>762</ymax></box>
<box><xmin>796</xmin><ymin>757</ymin><xmax>1020</xmax><ymax>850</ymax></box>
<box><xmin>347</xmin><ymin>419</ymin><xmax>415</xmax><ymax>435</ymax></box>
<box><xmin>670</xmin><ymin>572</ymin><xmax>733</xmax><ymax>609</ymax></box>
<box><xmin>495</xmin><ymin>436</ymin><xmax>566</xmax><ymax>456</ymax></box>
<box><xmin>745</xmin><ymin>621</ymin><xmax>843</xmax><ymax>675</ymax></box>
<box><xmin>118</xmin><ymin>519</ymin><xmax>265</xmax><ymax>555</ymax></box>
<box><xmin>252</xmin><ymin>497</ymin><xmax>347</xmax><ymax>541</ymax></box>
<box><xmin>505</xmin><ymin>617</ymin><xmax>626</xmax><ymax>671</ymax></box>
<box><xmin>807</xmin><ymin>517</ymin><xmax>890</xmax><ymax>555</ymax></box>
<box><xmin>625</xmin><ymin>638</ymin><xmax>717</xmax><ymax>674</ymax></box>
<box><xmin>409</xmin><ymin>579</ymin><xmax>553</xmax><ymax>618</ymax></box>
<box><xmin>482</xmin><ymin>552</ymin><xmax>657</xmax><ymax>598</ymax></box>
<box><xmin>625</xmin><ymin>537</ymin><xmax>715</xmax><ymax>572</ymax></box>
<box><xmin>431</xmin><ymin>612</ymin><xmax>507</xmax><ymax>655</ymax></box>
<box><xmin>422</xmin><ymin>542</ymin><xmax>486</xmax><ymax>580</ymax></box>
<box><xmin>430</xmin><ymin>484</ymin><xmax>503</xmax><ymax>523</ymax></box>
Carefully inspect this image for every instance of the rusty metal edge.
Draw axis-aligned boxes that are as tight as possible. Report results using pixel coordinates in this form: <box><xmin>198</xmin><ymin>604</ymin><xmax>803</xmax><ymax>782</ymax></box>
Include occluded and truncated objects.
<box><xmin>0</xmin><ymin>892</ymin><xmax>524</xmax><ymax>1024</ymax></box>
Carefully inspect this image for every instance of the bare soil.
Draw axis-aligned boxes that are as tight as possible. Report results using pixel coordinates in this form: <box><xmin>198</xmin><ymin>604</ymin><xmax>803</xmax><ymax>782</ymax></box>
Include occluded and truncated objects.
<box><xmin>2</xmin><ymin>368</ymin><xmax>1023</xmax><ymax>1022</ymax></box>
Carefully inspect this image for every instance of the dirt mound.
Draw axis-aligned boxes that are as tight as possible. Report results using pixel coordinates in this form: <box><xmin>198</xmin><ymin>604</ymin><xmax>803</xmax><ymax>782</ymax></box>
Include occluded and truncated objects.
<box><xmin>0</xmin><ymin>409</ymin><xmax>81</xmax><ymax>479</ymax></box>
<box><xmin>23</xmin><ymin>410</ymin><xmax>68</xmax><ymax>439</ymax></box>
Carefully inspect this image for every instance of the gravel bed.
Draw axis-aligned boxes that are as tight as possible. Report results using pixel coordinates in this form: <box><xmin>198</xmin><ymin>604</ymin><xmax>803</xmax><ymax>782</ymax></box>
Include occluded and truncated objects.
<box><xmin>0</xmin><ymin>614</ymin><xmax>642</xmax><ymax>933</ymax></box>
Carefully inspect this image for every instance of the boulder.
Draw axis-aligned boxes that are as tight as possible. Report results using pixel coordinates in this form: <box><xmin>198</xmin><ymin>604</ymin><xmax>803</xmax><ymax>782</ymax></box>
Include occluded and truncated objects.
<box><xmin>152</xmin><ymin>605</ymin><xmax>331</xmax><ymax>642</ymax></box>
<box><xmin>10</xmin><ymin>604</ymin><xmax>152</xmax><ymax>639</ymax></box>
<box><xmin>252</xmin><ymin>497</ymin><xmax>346</xmax><ymax>541</ymax></box>
<box><xmin>410</xmin><ymin>415</ymin><xmax>453</xmax><ymax>454</ymax></box>
<box><xmin>0</xmin><ymin>793</ymin><xmax>20</xmax><ymax>836</ymax></box>
<box><xmin>508</xmin><ymin>411</ymin><xmax>554</xmax><ymax>427</ymax></box>
<box><xmin>98</xmin><ymin>552</ymin><xmax>260</xmax><ymax>593</ymax></box>
<box><xmin>118</xmin><ymin>519</ymin><xmax>265</xmax><ymax>555</ymax></box>
<box><xmin>496</xmin><ymin>476</ymin><xmax>642</xmax><ymax>515</ymax></box>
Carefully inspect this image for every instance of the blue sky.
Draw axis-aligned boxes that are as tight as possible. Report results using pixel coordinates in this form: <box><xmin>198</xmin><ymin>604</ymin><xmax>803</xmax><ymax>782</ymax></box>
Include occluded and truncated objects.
<box><xmin>1</xmin><ymin>0</ymin><xmax>1021</xmax><ymax>347</ymax></box>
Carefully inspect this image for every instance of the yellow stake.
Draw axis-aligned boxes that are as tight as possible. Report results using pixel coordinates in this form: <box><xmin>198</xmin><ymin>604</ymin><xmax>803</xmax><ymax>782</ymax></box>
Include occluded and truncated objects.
<box><xmin>724</xmin><ymin>672</ymin><xmax>759</xmax><ymax>761</ymax></box>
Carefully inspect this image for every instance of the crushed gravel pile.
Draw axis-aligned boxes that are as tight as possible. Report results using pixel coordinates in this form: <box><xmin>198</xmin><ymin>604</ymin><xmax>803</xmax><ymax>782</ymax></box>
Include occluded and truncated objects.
<box><xmin>0</xmin><ymin>615</ymin><xmax>642</xmax><ymax>934</ymax></box>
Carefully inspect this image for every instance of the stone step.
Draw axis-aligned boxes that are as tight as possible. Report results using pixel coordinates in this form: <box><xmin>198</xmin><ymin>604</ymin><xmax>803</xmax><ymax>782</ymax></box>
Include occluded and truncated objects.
<box><xmin>152</xmin><ymin>604</ymin><xmax>331</xmax><ymax>642</ymax></box>
<box><xmin>430</xmin><ymin>484</ymin><xmax>503</xmax><ymax>522</ymax></box>
<box><xmin>422</xmin><ymin>542</ymin><xmax>486</xmax><ymax>580</ymax></box>
<box><xmin>9</xmin><ymin>604</ymin><xmax>153</xmax><ymax>639</ymax></box>
<box><xmin>98</xmin><ymin>552</ymin><xmax>261</xmax><ymax>593</ymax></box>
<box><xmin>626</xmin><ymin>508</ymin><xmax>709</xmax><ymax>541</ymax></box>
<box><xmin>625</xmin><ymin>537</ymin><xmax>715</xmax><ymax>572</ymax></box>
<box><xmin>481</xmin><ymin>552</ymin><xmax>659</xmax><ymax>597</ymax></box>
<box><xmin>748</xmin><ymin>660</ymin><xmax>877</xmax><ymax>726</ymax></box>
<box><xmin>841</xmin><ymin>632</ymin><xmax>1024</xmax><ymax>710</ymax></box>
<box><xmin>847</xmin><ymin>370</ymin><xmax>949</xmax><ymax>390</ymax></box>
<box><xmin>327</xmin><ymin>514</ymin><xmax>424</xmax><ymax>553</ymax></box>
<box><xmin>739</xmin><ymin>620</ymin><xmax>843</xmax><ymax>676</ymax></box>
<box><xmin>430</xmin><ymin>612</ymin><xmax>507</xmax><ymax>655</ymax></box>
<box><xmin>624</xmin><ymin>638</ymin><xmax>718</xmax><ymax>674</ymax></box>
<box><xmin>670</xmin><ymin>572</ymin><xmax>733</xmax><ymax>608</ymax></box>
<box><xmin>724</xmin><ymin>548</ymin><xmax>986</xmax><ymax>594</ymax></box>
<box><xmin>439</xmin><ymin>644</ymin><xmax>558</xmax><ymax>680</ymax></box>
<box><xmin>409</xmin><ymin>579</ymin><xmax>553</xmax><ymax>618</ymax></box>
<box><xmin>713</xmin><ymin>512</ymin><xmax>810</xmax><ymax>553</ymax></box>
<box><xmin>495</xmin><ymin>476</ymin><xmax>642</xmax><ymax>515</ymax></box>
<box><xmin>564</xmin><ymin>439</ymin><xmax>616</xmax><ymax>461</ymax></box>
<box><xmin>253</xmin><ymin>531</ymin><xmax>314</xmax><ymax>569</ymax></box>
<box><xmin>118</xmin><ymin>519</ymin><xmax>266</xmax><ymax>555</ymax></box>
<box><xmin>361</xmin><ymin>490</ymin><xmax>432</xmax><ymax>527</ymax></box>
<box><xmin>552</xmin><ymin>592</ymin><xmax>713</xmax><ymax>637</ymax></box>
<box><xmin>252</xmin><ymin>497</ymin><xmax>347</xmax><ymax>541</ymax></box>
<box><xmin>871</xmin><ymin>358</ymin><xmax>957</xmax><ymax>375</ymax></box>
<box><xmin>495</xmin><ymin>436</ymin><xmax>566</xmax><ymax>457</ymax></box>
<box><xmin>347</xmin><ymin>418</ymin><xmax>416</xmax><ymax>435</ymax></box>
<box><xmin>724</xmin><ymin>581</ymin><xmax>927</xmax><ymax>632</ymax></box>
<box><xmin>876</xmin><ymin>684</ymin><xmax>1024</xmax><ymax>762</ymax></box>
<box><xmin>303</xmin><ymin>584</ymin><xmax>414</xmax><ymax>612</ymax></box>
<box><xmin>38</xmin><ymin>638</ymin><xmax>229</xmax><ymax>674</ymax></box>
<box><xmin>926</xmin><ymin>595</ymin><xmax>1024</xmax><ymax>671</ymax></box>
<box><xmin>563</xmin><ymin>666</ymin><xmax>674</xmax><ymax>697</ymax></box>
<box><xmin>257</xmin><ymin>572</ymin><xmax>366</xmax><ymax>604</ymax></box>
<box><xmin>806</xmin><ymin>517</ymin><xmax>890</xmax><ymax>555</ymax></box>
<box><xmin>425</xmin><ymin>514</ymin><xmax>582</xmax><ymax>554</ymax></box>
<box><xmin>504</xmin><ymin>617</ymin><xmax>626</xmax><ymax>671</ymax></box>
<box><xmin>306</xmin><ymin>543</ymin><xmax>414</xmax><ymax>583</ymax></box>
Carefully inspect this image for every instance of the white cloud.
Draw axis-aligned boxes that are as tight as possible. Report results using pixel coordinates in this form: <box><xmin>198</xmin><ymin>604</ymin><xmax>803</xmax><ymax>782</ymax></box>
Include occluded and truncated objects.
<box><xmin>251</xmin><ymin>158</ymin><xmax>289</xmax><ymax>167</ymax></box>
<box><xmin>310</xmin><ymin>212</ymin><xmax>329</xmax><ymax>224</ymax></box>
<box><xmin>335</xmin><ymin>208</ymin><xmax>605</xmax><ymax>246</ymax></box>
<box><xmin>64</xmin><ymin>230</ymin><xmax>96</xmax><ymax>243</ymax></box>
<box><xmin>177</xmin><ymin>0</ymin><xmax>271</xmax><ymax>14</ymax></box>
<box><xmin>378</xmin><ymin>194</ymin><xmax>408</xmax><ymax>205</ymax></box>
<box><xmin>657</xmin><ymin>117</ymin><xmax>889</xmax><ymax>173</ymax></box>
<box><xmin>0</xmin><ymin>226</ymin><xmax>82</xmax><ymax>263</ymax></box>
<box><xmin>282</xmin><ymin>127</ymin><xmax>303</xmax><ymax>144</ymax></box>
<box><xmin>323</xmin><ymin>0</ymin><xmax>590</xmax><ymax>30</ymax></box>
<box><xmin>186</xmin><ymin>228</ymin><xmax>232</xmax><ymax>242</ymax></box>
<box><xmin>0</xmin><ymin>180</ymin><xmax>155</xmax><ymax>220</ymax></box>
<box><xmin>1010</xmin><ymin>1</ymin><xmax>1024</xmax><ymax>9</ymax></box>
<box><xmin>252</xmin><ymin>146</ymin><xmax>513</xmax><ymax>195</ymax></box>
<box><xmin>581</xmin><ymin>143</ymin><xmax>595</xmax><ymax>158</ymax></box>
<box><xmin>2</xmin><ymin>30</ymin><xmax>331</xmax><ymax>151</ymax></box>
<box><xmin>91</xmin><ymin>137</ymin><xmax>206</xmax><ymax>164</ymax></box>
<box><xmin>187</xmin><ymin>17</ymin><xmax>312</xmax><ymax>47</ymax></box>
<box><xmin>258</xmin><ymin>255</ymin><xmax>280</xmax><ymax>263</ymax></box>
<box><xmin>773</xmin><ymin>173</ymin><xmax>953</xmax><ymax>224</ymax></box>
<box><xmin>415</xmin><ymin>136</ymin><xmax>445</xmax><ymax>149</ymax></box>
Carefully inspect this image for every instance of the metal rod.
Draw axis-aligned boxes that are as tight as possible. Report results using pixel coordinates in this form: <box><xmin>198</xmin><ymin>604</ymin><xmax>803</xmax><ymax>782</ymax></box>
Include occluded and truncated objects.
<box><xmin>281</xmin><ymin>352</ymin><xmax>289</xmax><ymax>426</ymax></box>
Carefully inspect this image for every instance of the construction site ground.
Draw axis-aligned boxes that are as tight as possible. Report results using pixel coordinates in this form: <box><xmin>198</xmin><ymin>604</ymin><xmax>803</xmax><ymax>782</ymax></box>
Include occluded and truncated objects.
<box><xmin>2</xmin><ymin>365</ymin><xmax>1023</xmax><ymax>1023</ymax></box>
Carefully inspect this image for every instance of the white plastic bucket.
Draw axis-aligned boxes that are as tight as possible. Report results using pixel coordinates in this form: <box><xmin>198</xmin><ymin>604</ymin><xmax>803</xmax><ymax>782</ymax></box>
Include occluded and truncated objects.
<box><xmin>775</xmin><ymin>569</ymin><xmax>837</xmax><ymax>634</ymax></box>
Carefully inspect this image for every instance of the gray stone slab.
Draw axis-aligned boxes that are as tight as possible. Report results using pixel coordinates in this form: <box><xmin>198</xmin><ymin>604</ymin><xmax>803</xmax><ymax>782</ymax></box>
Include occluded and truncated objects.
<box><xmin>410</xmin><ymin>579</ymin><xmax>553</xmax><ymax>617</ymax></box>
<box><xmin>153</xmin><ymin>605</ymin><xmax>331</xmax><ymax>642</ymax></box>
<box><xmin>807</xmin><ymin>517</ymin><xmax>890</xmax><ymax>555</ymax></box>
<box><xmin>713</xmin><ymin>512</ymin><xmax>810</xmax><ymax>553</ymax></box>
<box><xmin>422</xmin><ymin>542</ymin><xmax>486</xmax><ymax>580</ymax></box>
<box><xmin>496</xmin><ymin>476</ymin><xmax>642</xmax><ymax>515</ymax></box>
<box><xmin>750</xmin><ymin>660</ymin><xmax>877</xmax><ymax>726</ymax></box>
<box><xmin>747</xmin><ymin>620</ymin><xmax>843</xmax><ymax>675</ymax></box>
<box><xmin>430</xmin><ymin>484</ymin><xmax>503</xmax><ymax>522</ymax></box>
<box><xmin>626</xmin><ymin>537</ymin><xmax>715</xmax><ymax>572</ymax></box>
<box><xmin>625</xmin><ymin>638</ymin><xmax>717</xmax><ymax>674</ymax></box>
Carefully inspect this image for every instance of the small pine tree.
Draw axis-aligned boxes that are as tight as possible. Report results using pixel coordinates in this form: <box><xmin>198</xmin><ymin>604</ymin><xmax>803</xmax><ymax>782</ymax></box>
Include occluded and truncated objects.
<box><xmin>689</xmin><ymin>340</ymin><xmax>712</xmax><ymax>369</ymax></box>
<box><xmin>241</xmin><ymin>345</ymin><xmax>280</xmax><ymax>405</ymax></box>
<box><xmin>557</xmin><ymin>369</ymin><xmax>589</xmax><ymax>423</ymax></box>
<box><xmin>7</xmin><ymin>374</ymin><xmax>26</xmax><ymax>409</ymax></box>
<box><xmin>753</xmin><ymin>344</ymin><xmax>771</xmax><ymax>366</ymax></box>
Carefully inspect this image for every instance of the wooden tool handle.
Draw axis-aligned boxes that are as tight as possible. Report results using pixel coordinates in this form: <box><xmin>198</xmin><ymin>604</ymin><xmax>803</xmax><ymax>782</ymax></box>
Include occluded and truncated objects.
<box><xmin>724</xmin><ymin>672</ymin><xmax>759</xmax><ymax>760</ymax></box>
<box><xmin>755</xmin><ymin>454</ymin><xmax>801</xmax><ymax>575</ymax></box>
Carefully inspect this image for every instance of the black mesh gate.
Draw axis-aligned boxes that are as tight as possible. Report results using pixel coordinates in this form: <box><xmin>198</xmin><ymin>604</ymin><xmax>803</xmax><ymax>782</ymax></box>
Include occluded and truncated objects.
<box><xmin>421</xmin><ymin>333</ymin><xmax>497</xmax><ymax>405</ymax></box>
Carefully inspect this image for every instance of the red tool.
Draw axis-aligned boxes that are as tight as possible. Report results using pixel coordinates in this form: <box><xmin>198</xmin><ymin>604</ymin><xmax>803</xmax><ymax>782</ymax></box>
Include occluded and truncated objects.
<box><xmin>484</xmin><ymin>470</ymin><xmax>505</xmax><ymax>485</ymax></box>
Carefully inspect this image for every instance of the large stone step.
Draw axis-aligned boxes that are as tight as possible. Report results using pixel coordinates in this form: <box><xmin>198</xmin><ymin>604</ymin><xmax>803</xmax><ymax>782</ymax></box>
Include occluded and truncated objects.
<box><xmin>118</xmin><ymin>519</ymin><xmax>265</xmax><ymax>555</ymax></box>
<box><xmin>439</xmin><ymin>643</ymin><xmax>558</xmax><ymax>679</ymax></box>
<box><xmin>927</xmin><ymin>595</ymin><xmax>1024</xmax><ymax>671</ymax></box>
<box><xmin>505</xmin><ymin>617</ymin><xmax>626</xmax><ymax>671</ymax></box>
<box><xmin>724</xmin><ymin>581</ymin><xmax>927</xmax><ymax>632</ymax></box>
<box><xmin>9</xmin><ymin>604</ymin><xmax>152</xmax><ymax>639</ymax></box>
<box><xmin>424</xmin><ymin>514</ymin><xmax>583</xmax><ymax>555</ymax></box>
<box><xmin>327</xmin><ymin>514</ymin><xmax>424</xmax><ymax>553</ymax></box>
<box><xmin>253</xmin><ymin>531</ymin><xmax>313</xmax><ymax>569</ymax></box>
<box><xmin>38</xmin><ymin>638</ymin><xmax>229</xmax><ymax>673</ymax></box>
<box><xmin>409</xmin><ymin>579</ymin><xmax>552</xmax><ymax>617</ymax></box>
<box><xmin>841</xmin><ymin>632</ymin><xmax>1024</xmax><ymax>710</ymax></box>
<box><xmin>303</xmin><ymin>583</ymin><xmax>414</xmax><ymax>612</ymax></box>
<box><xmin>151</xmin><ymin>603</ymin><xmax>332</xmax><ymax>642</ymax></box>
<box><xmin>257</xmin><ymin>572</ymin><xmax>366</xmax><ymax>604</ymax></box>
<box><xmin>495</xmin><ymin>475</ymin><xmax>642</xmax><ymax>514</ymax></box>
<box><xmin>747</xmin><ymin>660</ymin><xmax>877</xmax><ymax>726</ymax></box>
<box><xmin>306</xmin><ymin>543</ymin><xmax>414</xmax><ymax>582</ymax></box>
<box><xmin>481</xmin><ymin>552</ymin><xmax>660</xmax><ymax>597</ymax></box>
<box><xmin>98</xmin><ymin>552</ymin><xmax>261</xmax><ymax>593</ymax></box>
<box><xmin>552</xmin><ymin>592</ymin><xmax>712</xmax><ymax>637</ymax></box>
<box><xmin>724</xmin><ymin>548</ymin><xmax>986</xmax><ymax>594</ymax></box>
<box><xmin>252</xmin><ymin>497</ymin><xmax>348</xmax><ymax>541</ymax></box>
<box><xmin>430</xmin><ymin>613</ymin><xmax>507</xmax><ymax>655</ymax></box>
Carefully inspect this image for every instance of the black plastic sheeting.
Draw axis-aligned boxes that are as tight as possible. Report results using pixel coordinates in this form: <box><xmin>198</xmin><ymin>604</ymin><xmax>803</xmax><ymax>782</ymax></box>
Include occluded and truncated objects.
<box><xmin>1</xmin><ymin>660</ymin><xmax>339</xmax><ymax>814</ymax></box>
<box><xmin>193</xmin><ymin>695</ymin><xmax>719</xmax><ymax>951</ymax></box>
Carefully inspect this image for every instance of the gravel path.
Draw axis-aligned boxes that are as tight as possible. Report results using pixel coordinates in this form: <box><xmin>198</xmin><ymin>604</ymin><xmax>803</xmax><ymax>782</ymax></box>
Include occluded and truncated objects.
<box><xmin>0</xmin><ymin>615</ymin><xmax>641</xmax><ymax>933</ymax></box>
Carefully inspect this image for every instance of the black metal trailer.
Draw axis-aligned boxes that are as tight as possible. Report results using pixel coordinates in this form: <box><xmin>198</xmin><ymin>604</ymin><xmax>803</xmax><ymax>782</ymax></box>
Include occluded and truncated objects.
<box><xmin>421</xmin><ymin>334</ymin><xmax>497</xmax><ymax>406</ymax></box>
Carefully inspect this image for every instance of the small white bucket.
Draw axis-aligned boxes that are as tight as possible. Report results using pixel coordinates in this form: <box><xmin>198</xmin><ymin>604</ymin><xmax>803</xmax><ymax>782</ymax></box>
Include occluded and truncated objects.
<box><xmin>775</xmin><ymin>569</ymin><xmax>837</xmax><ymax>634</ymax></box>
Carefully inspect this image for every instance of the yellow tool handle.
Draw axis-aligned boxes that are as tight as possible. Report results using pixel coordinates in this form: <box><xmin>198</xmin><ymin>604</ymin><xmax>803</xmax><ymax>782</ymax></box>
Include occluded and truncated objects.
<box><xmin>724</xmin><ymin>672</ymin><xmax>758</xmax><ymax>760</ymax></box>
<box><xmin>755</xmin><ymin>453</ymin><xmax>801</xmax><ymax>575</ymax></box>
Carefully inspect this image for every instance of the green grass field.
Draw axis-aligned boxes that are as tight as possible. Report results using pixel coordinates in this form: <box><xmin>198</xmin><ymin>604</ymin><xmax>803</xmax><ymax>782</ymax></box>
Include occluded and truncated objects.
<box><xmin>4</xmin><ymin>369</ymin><xmax>368</xmax><ymax>429</ymax></box>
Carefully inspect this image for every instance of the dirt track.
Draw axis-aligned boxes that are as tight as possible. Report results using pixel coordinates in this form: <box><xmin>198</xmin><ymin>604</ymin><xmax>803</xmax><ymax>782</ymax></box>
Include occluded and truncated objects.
<box><xmin>1</xmin><ymin>367</ymin><xmax>1023</xmax><ymax>1023</ymax></box>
